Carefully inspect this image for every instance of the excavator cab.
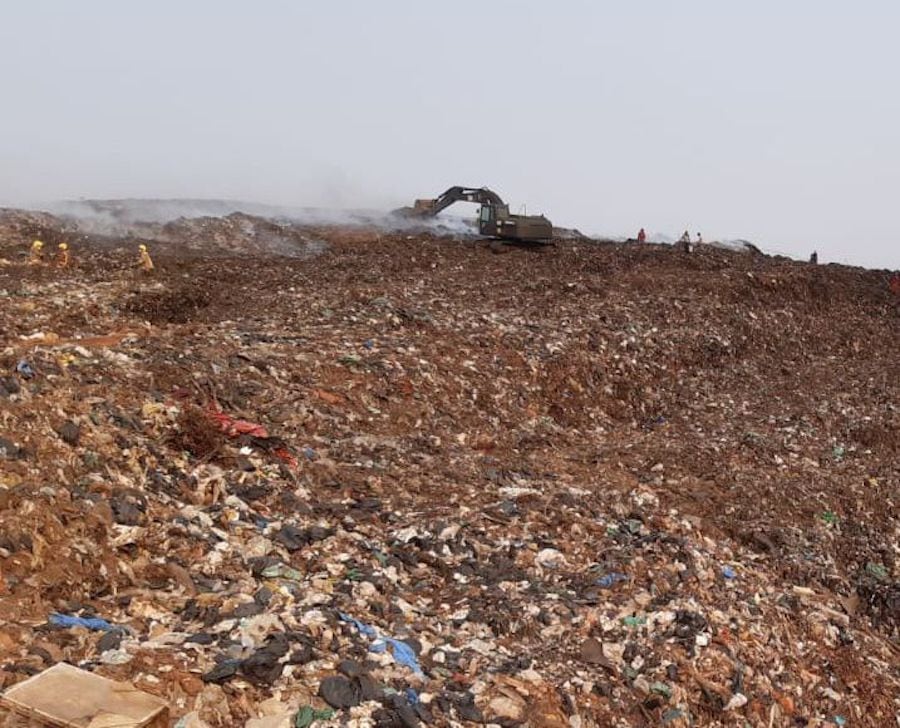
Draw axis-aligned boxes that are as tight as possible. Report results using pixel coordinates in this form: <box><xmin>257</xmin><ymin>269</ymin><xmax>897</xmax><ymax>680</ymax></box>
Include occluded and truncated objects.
<box><xmin>479</xmin><ymin>201</ymin><xmax>552</xmax><ymax>243</ymax></box>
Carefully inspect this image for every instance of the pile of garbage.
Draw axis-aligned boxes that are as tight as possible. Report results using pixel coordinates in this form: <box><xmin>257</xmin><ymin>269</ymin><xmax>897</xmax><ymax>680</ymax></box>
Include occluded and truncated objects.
<box><xmin>0</xmin><ymin>209</ymin><xmax>898</xmax><ymax>727</ymax></box>
<box><xmin>0</xmin><ymin>206</ymin><xmax>326</xmax><ymax>260</ymax></box>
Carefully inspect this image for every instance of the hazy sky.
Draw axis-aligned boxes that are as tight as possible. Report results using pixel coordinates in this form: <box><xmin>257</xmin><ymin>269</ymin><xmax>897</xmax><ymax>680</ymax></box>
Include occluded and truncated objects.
<box><xmin>2</xmin><ymin>2</ymin><xmax>898</xmax><ymax>267</ymax></box>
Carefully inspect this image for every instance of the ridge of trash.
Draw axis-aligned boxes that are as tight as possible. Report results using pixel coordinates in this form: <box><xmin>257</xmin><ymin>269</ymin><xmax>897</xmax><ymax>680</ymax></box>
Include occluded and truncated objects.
<box><xmin>0</xmin><ymin>208</ymin><xmax>898</xmax><ymax>727</ymax></box>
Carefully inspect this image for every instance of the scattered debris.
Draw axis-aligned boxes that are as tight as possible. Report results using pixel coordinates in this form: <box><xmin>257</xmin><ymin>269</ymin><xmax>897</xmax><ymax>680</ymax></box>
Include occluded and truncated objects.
<box><xmin>0</xmin><ymin>207</ymin><xmax>897</xmax><ymax>726</ymax></box>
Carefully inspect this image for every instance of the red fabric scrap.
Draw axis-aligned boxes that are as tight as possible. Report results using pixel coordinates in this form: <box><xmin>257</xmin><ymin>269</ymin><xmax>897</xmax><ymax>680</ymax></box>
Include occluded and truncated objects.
<box><xmin>206</xmin><ymin>408</ymin><xmax>269</xmax><ymax>438</ymax></box>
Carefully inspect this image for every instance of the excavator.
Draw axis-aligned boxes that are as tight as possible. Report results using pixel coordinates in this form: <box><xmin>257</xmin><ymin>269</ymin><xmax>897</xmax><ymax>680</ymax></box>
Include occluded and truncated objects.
<box><xmin>394</xmin><ymin>186</ymin><xmax>553</xmax><ymax>244</ymax></box>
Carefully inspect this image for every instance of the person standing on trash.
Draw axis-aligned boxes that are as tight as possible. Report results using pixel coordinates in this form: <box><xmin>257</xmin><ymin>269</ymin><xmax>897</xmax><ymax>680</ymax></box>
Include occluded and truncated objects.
<box><xmin>29</xmin><ymin>239</ymin><xmax>44</xmax><ymax>265</ymax></box>
<box><xmin>138</xmin><ymin>244</ymin><xmax>154</xmax><ymax>273</ymax></box>
<box><xmin>57</xmin><ymin>242</ymin><xmax>70</xmax><ymax>268</ymax></box>
<box><xmin>637</xmin><ymin>228</ymin><xmax>647</xmax><ymax>243</ymax></box>
<box><xmin>890</xmin><ymin>271</ymin><xmax>900</xmax><ymax>297</ymax></box>
<box><xmin>696</xmin><ymin>232</ymin><xmax>703</xmax><ymax>245</ymax></box>
<box><xmin>810</xmin><ymin>251</ymin><xmax>818</xmax><ymax>264</ymax></box>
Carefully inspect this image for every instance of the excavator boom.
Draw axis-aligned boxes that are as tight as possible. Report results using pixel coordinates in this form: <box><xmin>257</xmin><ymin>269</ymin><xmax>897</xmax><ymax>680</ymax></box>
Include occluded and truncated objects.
<box><xmin>411</xmin><ymin>186</ymin><xmax>505</xmax><ymax>216</ymax></box>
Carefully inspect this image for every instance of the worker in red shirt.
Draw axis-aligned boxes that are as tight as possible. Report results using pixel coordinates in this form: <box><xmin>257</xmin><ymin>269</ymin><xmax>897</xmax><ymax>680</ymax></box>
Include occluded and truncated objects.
<box><xmin>890</xmin><ymin>272</ymin><xmax>900</xmax><ymax>297</ymax></box>
<box><xmin>637</xmin><ymin>228</ymin><xmax>646</xmax><ymax>243</ymax></box>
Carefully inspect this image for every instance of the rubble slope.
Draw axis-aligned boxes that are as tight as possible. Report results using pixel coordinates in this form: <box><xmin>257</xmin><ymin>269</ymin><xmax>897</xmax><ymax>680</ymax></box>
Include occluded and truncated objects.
<box><xmin>0</xmin><ymin>209</ymin><xmax>898</xmax><ymax>727</ymax></box>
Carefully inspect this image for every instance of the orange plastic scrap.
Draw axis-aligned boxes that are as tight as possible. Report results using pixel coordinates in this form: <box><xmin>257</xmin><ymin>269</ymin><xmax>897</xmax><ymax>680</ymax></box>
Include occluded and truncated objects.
<box><xmin>313</xmin><ymin>388</ymin><xmax>347</xmax><ymax>406</ymax></box>
<box><xmin>273</xmin><ymin>447</ymin><xmax>299</xmax><ymax>468</ymax></box>
<box><xmin>206</xmin><ymin>408</ymin><xmax>269</xmax><ymax>438</ymax></box>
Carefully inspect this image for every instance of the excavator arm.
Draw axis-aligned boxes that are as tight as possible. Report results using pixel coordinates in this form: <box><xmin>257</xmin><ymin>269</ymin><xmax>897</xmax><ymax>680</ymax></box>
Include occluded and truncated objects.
<box><xmin>411</xmin><ymin>186</ymin><xmax>506</xmax><ymax>217</ymax></box>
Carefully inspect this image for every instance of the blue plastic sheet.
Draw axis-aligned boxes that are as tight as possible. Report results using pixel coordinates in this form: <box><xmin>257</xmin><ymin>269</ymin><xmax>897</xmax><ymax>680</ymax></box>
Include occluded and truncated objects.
<box><xmin>595</xmin><ymin>572</ymin><xmax>628</xmax><ymax>588</ymax></box>
<box><xmin>339</xmin><ymin>613</ymin><xmax>423</xmax><ymax>675</ymax></box>
<box><xmin>49</xmin><ymin>613</ymin><xmax>114</xmax><ymax>631</ymax></box>
<box><xmin>16</xmin><ymin>360</ymin><xmax>35</xmax><ymax>379</ymax></box>
<box><xmin>338</xmin><ymin>612</ymin><xmax>377</xmax><ymax>638</ymax></box>
<box><xmin>370</xmin><ymin>637</ymin><xmax>422</xmax><ymax>674</ymax></box>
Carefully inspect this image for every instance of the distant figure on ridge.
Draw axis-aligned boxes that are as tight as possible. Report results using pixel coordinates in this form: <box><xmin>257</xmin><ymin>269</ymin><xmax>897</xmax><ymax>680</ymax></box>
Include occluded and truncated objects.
<box><xmin>890</xmin><ymin>272</ymin><xmax>900</xmax><ymax>297</ymax></box>
<box><xmin>139</xmin><ymin>244</ymin><xmax>155</xmax><ymax>273</ymax></box>
<box><xmin>810</xmin><ymin>251</ymin><xmax>818</xmax><ymax>264</ymax></box>
<box><xmin>696</xmin><ymin>232</ymin><xmax>703</xmax><ymax>245</ymax></box>
<box><xmin>29</xmin><ymin>240</ymin><xmax>44</xmax><ymax>265</ymax></box>
<box><xmin>57</xmin><ymin>242</ymin><xmax>70</xmax><ymax>268</ymax></box>
<box><xmin>637</xmin><ymin>228</ymin><xmax>647</xmax><ymax>243</ymax></box>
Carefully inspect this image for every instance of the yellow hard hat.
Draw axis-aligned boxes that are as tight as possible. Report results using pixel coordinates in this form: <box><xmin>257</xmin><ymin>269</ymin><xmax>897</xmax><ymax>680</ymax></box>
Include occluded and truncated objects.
<box><xmin>33</xmin><ymin>240</ymin><xmax>44</xmax><ymax>248</ymax></box>
<box><xmin>139</xmin><ymin>244</ymin><xmax>148</xmax><ymax>252</ymax></box>
<box><xmin>59</xmin><ymin>243</ymin><xmax>68</xmax><ymax>250</ymax></box>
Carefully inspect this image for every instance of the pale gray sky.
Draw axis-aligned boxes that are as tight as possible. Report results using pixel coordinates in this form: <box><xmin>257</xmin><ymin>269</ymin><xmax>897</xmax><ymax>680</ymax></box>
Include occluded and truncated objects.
<box><xmin>1</xmin><ymin>1</ymin><xmax>897</xmax><ymax>267</ymax></box>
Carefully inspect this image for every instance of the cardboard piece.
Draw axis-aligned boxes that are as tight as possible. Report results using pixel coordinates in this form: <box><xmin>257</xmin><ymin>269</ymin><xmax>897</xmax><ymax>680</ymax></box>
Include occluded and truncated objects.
<box><xmin>0</xmin><ymin>663</ymin><xmax>168</xmax><ymax>728</ymax></box>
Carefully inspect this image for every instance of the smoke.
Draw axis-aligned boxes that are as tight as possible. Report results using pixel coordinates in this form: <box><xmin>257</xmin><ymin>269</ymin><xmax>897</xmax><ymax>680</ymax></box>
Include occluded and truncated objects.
<box><xmin>33</xmin><ymin>198</ymin><xmax>479</xmax><ymax>240</ymax></box>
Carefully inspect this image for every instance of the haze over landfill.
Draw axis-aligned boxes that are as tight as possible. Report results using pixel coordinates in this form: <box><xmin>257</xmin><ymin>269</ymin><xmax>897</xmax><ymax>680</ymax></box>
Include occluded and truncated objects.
<box><xmin>2</xmin><ymin>2</ymin><xmax>899</xmax><ymax>268</ymax></box>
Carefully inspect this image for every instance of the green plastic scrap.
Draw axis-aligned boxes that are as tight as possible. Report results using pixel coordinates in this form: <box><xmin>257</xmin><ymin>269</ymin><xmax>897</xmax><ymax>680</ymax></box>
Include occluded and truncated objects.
<box><xmin>865</xmin><ymin>562</ymin><xmax>888</xmax><ymax>581</ymax></box>
<box><xmin>832</xmin><ymin>445</ymin><xmax>845</xmax><ymax>461</ymax></box>
<box><xmin>650</xmin><ymin>682</ymin><xmax>672</xmax><ymax>699</ymax></box>
<box><xmin>821</xmin><ymin>510</ymin><xmax>838</xmax><ymax>525</ymax></box>
<box><xmin>623</xmin><ymin>616</ymin><xmax>646</xmax><ymax>628</ymax></box>
<box><xmin>295</xmin><ymin>706</ymin><xmax>336</xmax><ymax>728</ymax></box>
<box><xmin>262</xmin><ymin>563</ymin><xmax>304</xmax><ymax>581</ymax></box>
<box><xmin>345</xmin><ymin>568</ymin><xmax>363</xmax><ymax>581</ymax></box>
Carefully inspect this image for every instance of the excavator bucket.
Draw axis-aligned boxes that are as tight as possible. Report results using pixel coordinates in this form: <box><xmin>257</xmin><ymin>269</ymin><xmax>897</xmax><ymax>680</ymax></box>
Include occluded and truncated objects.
<box><xmin>413</xmin><ymin>199</ymin><xmax>436</xmax><ymax>214</ymax></box>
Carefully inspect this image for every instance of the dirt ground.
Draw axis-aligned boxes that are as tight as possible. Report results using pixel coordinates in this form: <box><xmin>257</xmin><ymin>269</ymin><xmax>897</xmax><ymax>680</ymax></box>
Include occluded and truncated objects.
<box><xmin>0</xmin><ymin>209</ymin><xmax>897</xmax><ymax>727</ymax></box>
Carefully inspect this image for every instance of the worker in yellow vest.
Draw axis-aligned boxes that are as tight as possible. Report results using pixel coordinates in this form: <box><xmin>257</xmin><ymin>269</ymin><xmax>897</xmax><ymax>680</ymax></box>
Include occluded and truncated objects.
<box><xmin>57</xmin><ymin>242</ymin><xmax>70</xmax><ymax>268</ymax></box>
<box><xmin>139</xmin><ymin>244</ymin><xmax>154</xmax><ymax>272</ymax></box>
<box><xmin>29</xmin><ymin>240</ymin><xmax>44</xmax><ymax>265</ymax></box>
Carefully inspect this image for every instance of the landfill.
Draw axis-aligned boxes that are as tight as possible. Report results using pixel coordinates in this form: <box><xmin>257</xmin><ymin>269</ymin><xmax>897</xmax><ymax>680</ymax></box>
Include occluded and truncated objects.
<box><xmin>0</xmin><ymin>206</ymin><xmax>898</xmax><ymax>727</ymax></box>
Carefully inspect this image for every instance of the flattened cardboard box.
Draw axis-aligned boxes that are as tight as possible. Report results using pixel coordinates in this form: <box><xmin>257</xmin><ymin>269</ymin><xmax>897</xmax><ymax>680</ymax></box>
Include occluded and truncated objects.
<box><xmin>0</xmin><ymin>663</ymin><xmax>168</xmax><ymax>728</ymax></box>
